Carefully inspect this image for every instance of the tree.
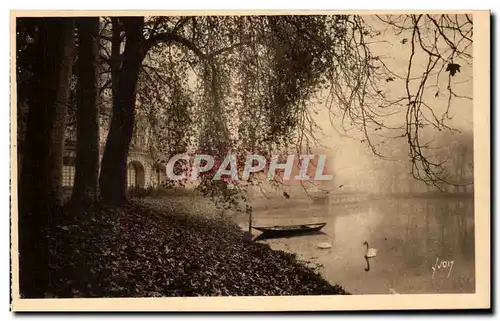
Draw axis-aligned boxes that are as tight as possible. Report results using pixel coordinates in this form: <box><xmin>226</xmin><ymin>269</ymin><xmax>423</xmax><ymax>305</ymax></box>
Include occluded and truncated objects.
<box><xmin>95</xmin><ymin>14</ymin><xmax>473</xmax><ymax>206</ymax></box>
<box><xmin>99</xmin><ymin>17</ymin><xmax>146</xmax><ymax>205</ymax></box>
<box><xmin>98</xmin><ymin>15</ymin><xmax>378</xmax><ymax>205</ymax></box>
<box><xmin>70</xmin><ymin>17</ymin><xmax>101</xmax><ymax>206</ymax></box>
<box><xmin>48</xmin><ymin>20</ymin><xmax>75</xmax><ymax>206</ymax></box>
<box><xmin>17</xmin><ymin>17</ymin><xmax>74</xmax><ymax>298</ymax></box>
<box><xmin>16</xmin><ymin>19</ymin><xmax>37</xmax><ymax>181</ymax></box>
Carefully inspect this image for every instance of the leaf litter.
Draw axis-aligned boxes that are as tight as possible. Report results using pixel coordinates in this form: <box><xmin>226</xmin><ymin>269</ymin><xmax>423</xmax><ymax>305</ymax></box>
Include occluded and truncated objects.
<box><xmin>48</xmin><ymin>199</ymin><xmax>349</xmax><ymax>297</ymax></box>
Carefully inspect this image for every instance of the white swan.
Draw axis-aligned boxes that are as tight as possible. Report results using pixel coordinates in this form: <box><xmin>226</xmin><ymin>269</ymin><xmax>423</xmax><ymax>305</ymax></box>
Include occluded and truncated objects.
<box><xmin>363</xmin><ymin>241</ymin><xmax>377</xmax><ymax>258</ymax></box>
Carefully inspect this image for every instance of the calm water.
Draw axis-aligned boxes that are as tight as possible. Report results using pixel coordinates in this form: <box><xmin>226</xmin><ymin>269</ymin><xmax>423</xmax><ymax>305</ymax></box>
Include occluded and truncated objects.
<box><xmin>233</xmin><ymin>196</ymin><xmax>475</xmax><ymax>295</ymax></box>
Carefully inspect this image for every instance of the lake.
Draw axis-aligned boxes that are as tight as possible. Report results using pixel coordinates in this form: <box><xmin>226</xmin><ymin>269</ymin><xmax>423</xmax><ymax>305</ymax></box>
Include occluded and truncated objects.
<box><xmin>232</xmin><ymin>195</ymin><xmax>475</xmax><ymax>295</ymax></box>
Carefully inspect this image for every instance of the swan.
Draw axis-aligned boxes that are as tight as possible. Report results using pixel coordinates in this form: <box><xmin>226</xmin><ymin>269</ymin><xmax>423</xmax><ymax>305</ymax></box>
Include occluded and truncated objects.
<box><xmin>363</xmin><ymin>242</ymin><xmax>377</xmax><ymax>271</ymax></box>
<box><xmin>363</xmin><ymin>241</ymin><xmax>377</xmax><ymax>258</ymax></box>
<box><xmin>364</xmin><ymin>256</ymin><xmax>371</xmax><ymax>271</ymax></box>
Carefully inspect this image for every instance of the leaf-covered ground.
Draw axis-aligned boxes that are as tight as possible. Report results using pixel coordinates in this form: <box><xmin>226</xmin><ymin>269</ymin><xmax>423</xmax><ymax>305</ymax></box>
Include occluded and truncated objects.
<box><xmin>47</xmin><ymin>199</ymin><xmax>349</xmax><ymax>297</ymax></box>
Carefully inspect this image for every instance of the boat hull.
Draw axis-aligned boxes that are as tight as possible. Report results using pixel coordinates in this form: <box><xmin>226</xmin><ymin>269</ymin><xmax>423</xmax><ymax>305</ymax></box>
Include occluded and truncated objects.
<box><xmin>252</xmin><ymin>222</ymin><xmax>327</xmax><ymax>239</ymax></box>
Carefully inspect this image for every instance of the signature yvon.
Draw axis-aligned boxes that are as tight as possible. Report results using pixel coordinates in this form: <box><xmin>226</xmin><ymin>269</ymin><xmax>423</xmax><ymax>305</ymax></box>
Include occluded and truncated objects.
<box><xmin>431</xmin><ymin>257</ymin><xmax>454</xmax><ymax>279</ymax></box>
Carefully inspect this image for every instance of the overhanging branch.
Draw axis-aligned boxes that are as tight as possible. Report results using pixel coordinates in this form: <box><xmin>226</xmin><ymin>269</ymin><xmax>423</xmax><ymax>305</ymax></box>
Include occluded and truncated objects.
<box><xmin>147</xmin><ymin>32</ymin><xmax>255</xmax><ymax>62</ymax></box>
<box><xmin>147</xmin><ymin>32</ymin><xmax>209</xmax><ymax>61</ymax></box>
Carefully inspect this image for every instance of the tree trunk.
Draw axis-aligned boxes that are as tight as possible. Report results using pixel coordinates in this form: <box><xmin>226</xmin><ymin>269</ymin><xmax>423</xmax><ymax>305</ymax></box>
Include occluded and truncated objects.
<box><xmin>70</xmin><ymin>17</ymin><xmax>100</xmax><ymax>206</ymax></box>
<box><xmin>48</xmin><ymin>19</ymin><xmax>75</xmax><ymax>206</ymax></box>
<box><xmin>18</xmin><ymin>17</ymin><xmax>74</xmax><ymax>298</ymax></box>
<box><xmin>110</xmin><ymin>17</ymin><xmax>121</xmax><ymax>99</ymax></box>
<box><xmin>99</xmin><ymin>17</ymin><xmax>145</xmax><ymax>205</ymax></box>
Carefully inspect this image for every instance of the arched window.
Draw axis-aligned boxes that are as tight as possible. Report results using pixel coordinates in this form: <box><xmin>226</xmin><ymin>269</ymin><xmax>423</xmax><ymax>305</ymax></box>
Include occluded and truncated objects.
<box><xmin>62</xmin><ymin>156</ymin><xmax>76</xmax><ymax>187</ymax></box>
<box><xmin>127</xmin><ymin>165</ymin><xmax>136</xmax><ymax>187</ymax></box>
<box><xmin>127</xmin><ymin>161</ymin><xmax>145</xmax><ymax>188</ymax></box>
<box><xmin>62</xmin><ymin>166</ymin><xmax>75</xmax><ymax>187</ymax></box>
<box><xmin>151</xmin><ymin>163</ymin><xmax>165</xmax><ymax>188</ymax></box>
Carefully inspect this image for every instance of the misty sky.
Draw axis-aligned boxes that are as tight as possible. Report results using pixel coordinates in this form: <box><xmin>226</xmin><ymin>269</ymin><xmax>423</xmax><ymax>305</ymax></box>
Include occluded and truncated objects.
<box><xmin>310</xmin><ymin>15</ymin><xmax>473</xmax><ymax>191</ymax></box>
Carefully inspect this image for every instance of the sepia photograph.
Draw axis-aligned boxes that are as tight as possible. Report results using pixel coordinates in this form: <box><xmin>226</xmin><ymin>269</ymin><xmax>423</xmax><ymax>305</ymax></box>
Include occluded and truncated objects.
<box><xmin>10</xmin><ymin>10</ymin><xmax>490</xmax><ymax>311</ymax></box>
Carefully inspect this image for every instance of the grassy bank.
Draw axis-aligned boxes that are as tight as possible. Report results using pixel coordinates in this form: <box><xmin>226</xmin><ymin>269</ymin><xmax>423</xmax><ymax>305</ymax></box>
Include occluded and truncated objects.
<box><xmin>47</xmin><ymin>198</ymin><xmax>349</xmax><ymax>297</ymax></box>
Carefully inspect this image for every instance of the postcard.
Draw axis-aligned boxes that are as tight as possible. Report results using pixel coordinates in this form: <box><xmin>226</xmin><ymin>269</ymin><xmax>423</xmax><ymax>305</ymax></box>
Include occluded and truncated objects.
<box><xmin>10</xmin><ymin>10</ymin><xmax>490</xmax><ymax>311</ymax></box>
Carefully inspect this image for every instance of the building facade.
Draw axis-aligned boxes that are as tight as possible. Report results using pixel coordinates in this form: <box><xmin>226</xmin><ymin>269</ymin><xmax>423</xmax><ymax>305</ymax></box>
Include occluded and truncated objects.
<box><xmin>62</xmin><ymin>118</ymin><xmax>168</xmax><ymax>191</ymax></box>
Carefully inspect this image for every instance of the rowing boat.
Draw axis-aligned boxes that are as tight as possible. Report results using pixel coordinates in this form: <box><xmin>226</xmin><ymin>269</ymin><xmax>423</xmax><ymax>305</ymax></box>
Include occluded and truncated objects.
<box><xmin>252</xmin><ymin>222</ymin><xmax>326</xmax><ymax>237</ymax></box>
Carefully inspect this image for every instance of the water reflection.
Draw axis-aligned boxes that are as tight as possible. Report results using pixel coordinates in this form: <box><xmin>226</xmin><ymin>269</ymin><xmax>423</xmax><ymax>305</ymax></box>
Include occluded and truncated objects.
<box><xmin>236</xmin><ymin>195</ymin><xmax>475</xmax><ymax>294</ymax></box>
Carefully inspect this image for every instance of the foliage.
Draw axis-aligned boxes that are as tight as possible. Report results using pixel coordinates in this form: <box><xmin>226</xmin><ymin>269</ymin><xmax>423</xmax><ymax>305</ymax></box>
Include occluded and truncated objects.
<box><xmin>97</xmin><ymin>15</ymin><xmax>385</xmax><ymax>208</ymax></box>
<box><xmin>97</xmin><ymin>14</ymin><xmax>474</xmax><ymax>207</ymax></box>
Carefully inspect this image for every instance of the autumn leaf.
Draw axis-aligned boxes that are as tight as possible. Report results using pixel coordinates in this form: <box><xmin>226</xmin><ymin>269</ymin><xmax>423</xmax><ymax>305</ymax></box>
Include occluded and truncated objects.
<box><xmin>446</xmin><ymin>63</ymin><xmax>461</xmax><ymax>77</ymax></box>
